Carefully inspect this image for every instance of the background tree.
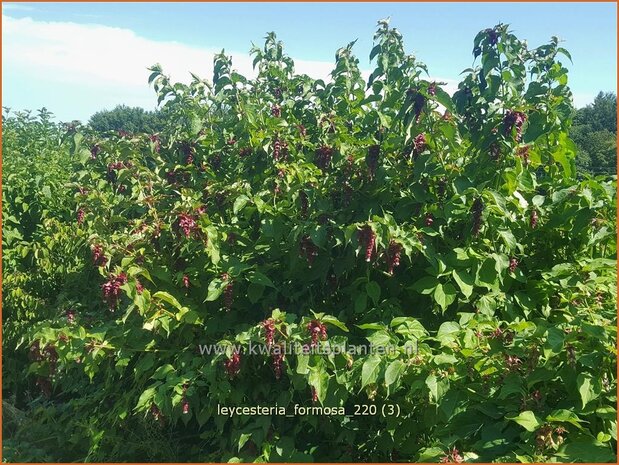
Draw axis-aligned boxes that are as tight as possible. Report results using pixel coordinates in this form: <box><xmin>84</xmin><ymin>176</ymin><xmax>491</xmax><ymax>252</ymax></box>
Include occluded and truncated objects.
<box><xmin>571</xmin><ymin>92</ymin><xmax>617</xmax><ymax>175</ymax></box>
<box><xmin>88</xmin><ymin>104</ymin><xmax>164</xmax><ymax>134</ymax></box>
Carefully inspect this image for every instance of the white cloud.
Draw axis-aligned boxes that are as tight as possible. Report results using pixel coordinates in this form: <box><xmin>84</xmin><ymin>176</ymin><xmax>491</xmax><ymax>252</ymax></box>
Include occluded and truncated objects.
<box><xmin>2</xmin><ymin>4</ymin><xmax>35</xmax><ymax>12</ymax></box>
<box><xmin>2</xmin><ymin>14</ymin><xmax>460</xmax><ymax>120</ymax></box>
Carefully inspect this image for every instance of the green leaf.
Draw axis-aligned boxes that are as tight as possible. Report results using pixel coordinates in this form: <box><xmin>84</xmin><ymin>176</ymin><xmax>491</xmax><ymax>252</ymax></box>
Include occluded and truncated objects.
<box><xmin>546</xmin><ymin>409</ymin><xmax>585</xmax><ymax>430</ymax></box>
<box><xmin>247</xmin><ymin>270</ymin><xmax>276</xmax><ymax>288</ymax></box>
<box><xmin>507</xmin><ymin>411</ymin><xmax>541</xmax><ymax>432</ymax></box>
<box><xmin>233</xmin><ymin>195</ymin><xmax>250</xmax><ymax>214</ymax></box>
<box><xmin>366</xmin><ymin>281</ymin><xmax>381</xmax><ymax>305</ymax></box>
<box><xmin>205</xmin><ymin>278</ymin><xmax>226</xmax><ymax>302</ymax></box>
<box><xmin>385</xmin><ymin>360</ymin><xmax>405</xmax><ymax>387</ymax></box>
<box><xmin>425</xmin><ymin>374</ymin><xmax>438</xmax><ymax>402</ymax></box>
<box><xmin>577</xmin><ymin>374</ymin><xmax>598</xmax><ymax>409</ymax></box>
<box><xmin>361</xmin><ymin>354</ymin><xmax>382</xmax><ymax>389</ymax></box>
<box><xmin>153</xmin><ymin>291</ymin><xmax>183</xmax><ymax>311</ymax></box>
<box><xmin>308</xmin><ymin>366</ymin><xmax>329</xmax><ymax>403</ymax></box>
<box><xmin>452</xmin><ymin>269</ymin><xmax>474</xmax><ymax>298</ymax></box>
<box><xmin>558</xmin><ymin>438</ymin><xmax>615</xmax><ymax>462</ymax></box>
<box><xmin>322</xmin><ymin>315</ymin><xmax>349</xmax><ymax>332</ymax></box>
<box><xmin>434</xmin><ymin>283</ymin><xmax>457</xmax><ymax>311</ymax></box>
<box><xmin>412</xmin><ymin>276</ymin><xmax>439</xmax><ymax>295</ymax></box>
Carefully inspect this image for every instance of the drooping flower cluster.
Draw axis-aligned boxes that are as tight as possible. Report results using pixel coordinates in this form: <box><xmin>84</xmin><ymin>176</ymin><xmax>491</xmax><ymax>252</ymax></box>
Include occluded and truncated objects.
<box><xmin>149</xmin><ymin>134</ymin><xmax>161</xmax><ymax>153</ymax></box>
<box><xmin>509</xmin><ymin>257</ymin><xmax>519</xmax><ymax>273</ymax></box>
<box><xmin>358</xmin><ymin>225</ymin><xmax>376</xmax><ymax>262</ymax></box>
<box><xmin>90</xmin><ymin>144</ymin><xmax>101</xmax><ymax>159</ymax></box>
<box><xmin>503</xmin><ymin>110</ymin><xmax>527</xmax><ymax>141</ymax></box>
<box><xmin>77</xmin><ymin>209</ymin><xmax>85</xmax><ymax>224</ymax></box>
<box><xmin>425</xmin><ymin>213</ymin><xmax>435</xmax><ymax>227</ymax></box>
<box><xmin>412</xmin><ymin>133</ymin><xmax>427</xmax><ymax>159</ymax></box>
<box><xmin>307</xmin><ymin>320</ymin><xmax>327</xmax><ymax>348</ymax></box>
<box><xmin>101</xmin><ymin>272</ymin><xmax>128</xmax><ymax>309</ymax></box>
<box><xmin>366</xmin><ymin>145</ymin><xmax>380</xmax><ymax>179</ymax></box>
<box><xmin>407</xmin><ymin>88</ymin><xmax>426</xmax><ymax>122</ymax></box>
<box><xmin>182</xmin><ymin>274</ymin><xmax>191</xmax><ymax>289</ymax></box>
<box><xmin>271</xmin><ymin>104</ymin><xmax>281</xmax><ymax>117</ymax></box>
<box><xmin>516</xmin><ymin>145</ymin><xmax>530</xmax><ymax>165</ymax></box>
<box><xmin>177</xmin><ymin>213</ymin><xmax>197</xmax><ymax>238</ymax></box>
<box><xmin>440</xmin><ymin>447</ymin><xmax>463</xmax><ymax>463</ymax></box>
<box><xmin>530</xmin><ymin>209</ymin><xmax>539</xmax><ymax>229</ymax></box>
<box><xmin>210</xmin><ymin>153</ymin><xmax>222</xmax><ymax>171</ymax></box>
<box><xmin>181</xmin><ymin>383</ymin><xmax>190</xmax><ymax>414</ymax></box>
<box><xmin>271</xmin><ymin>345</ymin><xmax>285</xmax><ymax>380</ymax></box>
<box><xmin>180</xmin><ymin>141</ymin><xmax>195</xmax><ymax>165</ymax></box>
<box><xmin>471</xmin><ymin>198</ymin><xmax>484</xmax><ymax>237</ymax></box>
<box><xmin>222</xmin><ymin>273</ymin><xmax>233</xmax><ymax>310</ymax></box>
<box><xmin>224</xmin><ymin>351</ymin><xmax>241</xmax><ymax>378</ymax></box>
<box><xmin>299</xmin><ymin>191</ymin><xmax>309</xmax><ymax>218</ymax></box>
<box><xmin>386</xmin><ymin>241</ymin><xmax>402</xmax><ymax>275</ymax></box>
<box><xmin>486</xmin><ymin>27</ymin><xmax>499</xmax><ymax>46</ymax></box>
<box><xmin>315</xmin><ymin>145</ymin><xmax>333</xmax><ymax>171</ymax></box>
<box><xmin>91</xmin><ymin>244</ymin><xmax>108</xmax><ymax>267</ymax></box>
<box><xmin>66</xmin><ymin>308</ymin><xmax>76</xmax><ymax>324</ymax></box>
<box><xmin>299</xmin><ymin>235</ymin><xmax>319</xmax><ymax>267</ymax></box>
<box><xmin>262</xmin><ymin>318</ymin><xmax>276</xmax><ymax>347</ymax></box>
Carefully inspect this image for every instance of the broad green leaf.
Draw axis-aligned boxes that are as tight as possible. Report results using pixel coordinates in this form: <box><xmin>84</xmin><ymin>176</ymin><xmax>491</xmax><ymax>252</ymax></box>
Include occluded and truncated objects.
<box><xmin>507</xmin><ymin>411</ymin><xmax>541</xmax><ymax>432</ymax></box>
<box><xmin>361</xmin><ymin>354</ymin><xmax>382</xmax><ymax>389</ymax></box>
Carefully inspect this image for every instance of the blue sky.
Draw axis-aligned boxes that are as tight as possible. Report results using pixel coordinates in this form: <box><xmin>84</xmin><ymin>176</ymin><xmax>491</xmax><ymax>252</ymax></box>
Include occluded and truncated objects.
<box><xmin>3</xmin><ymin>2</ymin><xmax>616</xmax><ymax>122</ymax></box>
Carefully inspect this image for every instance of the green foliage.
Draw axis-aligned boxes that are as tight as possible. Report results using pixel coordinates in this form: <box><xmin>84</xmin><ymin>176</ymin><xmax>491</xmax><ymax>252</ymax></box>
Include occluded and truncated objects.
<box><xmin>571</xmin><ymin>92</ymin><xmax>617</xmax><ymax>175</ymax></box>
<box><xmin>88</xmin><ymin>104</ymin><xmax>165</xmax><ymax>134</ymax></box>
<box><xmin>3</xmin><ymin>22</ymin><xmax>617</xmax><ymax>463</ymax></box>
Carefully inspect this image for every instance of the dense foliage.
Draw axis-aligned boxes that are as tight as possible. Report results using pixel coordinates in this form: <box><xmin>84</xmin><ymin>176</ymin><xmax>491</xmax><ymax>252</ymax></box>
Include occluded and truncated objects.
<box><xmin>3</xmin><ymin>22</ymin><xmax>617</xmax><ymax>463</ymax></box>
<box><xmin>571</xmin><ymin>92</ymin><xmax>617</xmax><ymax>176</ymax></box>
<box><xmin>88</xmin><ymin>104</ymin><xmax>165</xmax><ymax>135</ymax></box>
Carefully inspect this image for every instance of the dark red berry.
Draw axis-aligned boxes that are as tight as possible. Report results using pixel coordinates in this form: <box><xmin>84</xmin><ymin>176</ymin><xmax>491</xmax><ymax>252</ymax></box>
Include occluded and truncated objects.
<box><xmin>307</xmin><ymin>320</ymin><xmax>327</xmax><ymax>347</ymax></box>
<box><xmin>530</xmin><ymin>210</ymin><xmax>539</xmax><ymax>229</ymax></box>
<box><xmin>262</xmin><ymin>318</ymin><xmax>276</xmax><ymax>347</ymax></box>
<box><xmin>91</xmin><ymin>244</ymin><xmax>108</xmax><ymax>267</ymax></box>
<box><xmin>177</xmin><ymin>213</ymin><xmax>197</xmax><ymax>238</ymax></box>
<box><xmin>412</xmin><ymin>133</ymin><xmax>427</xmax><ymax>159</ymax></box>
<box><xmin>271</xmin><ymin>345</ymin><xmax>285</xmax><ymax>380</ymax></box>
<box><xmin>182</xmin><ymin>274</ymin><xmax>190</xmax><ymax>289</ymax></box>
<box><xmin>425</xmin><ymin>213</ymin><xmax>434</xmax><ymax>227</ymax></box>
<box><xmin>358</xmin><ymin>225</ymin><xmax>376</xmax><ymax>262</ymax></box>
<box><xmin>224</xmin><ymin>351</ymin><xmax>241</xmax><ymax>378</ymax></box>
<box><xmin>471</xmin><ymin>198</ymin><xmax>484</xmax><ymax>237</ymax></box>
<box><xmin>503</xmin><ymin>110</ymin><xmax>527</xmax><ymax>142</ymax></box>
<box><xmin>299</xmin><ymin>191</ymin><xmax>309</xmax><ymax>218</ymax></box>
<box><xmin>366</xmin><ymin>145</ymin><xmax>380</xmax><ymax>180</ymax></box>
<box><xmin>222</xmin><ymin>273</ymin><xmax>233</xmax><ymax>310</ymax></box>
<box><xmin>387</xmin><ymin>241</ymin><xmax>402</xmax><ymax>275</ymax></box>
<box><xmin>101</xmin><ymin>272</ymin><xmax>128</xmax><ymax>309</ymax></box>
<box><xmin>315</xmin><ymin>145</ymin><xmax>334</xmax><ymax>171</ymax></box>
<box><xmin>509</xmin><ymin>257</ymin><xmax>518</xmax><ymax>273</ymax></box>
<box><xmin>299</xmin><ymin>235</ymin><xmax>318</xmax><ymax>267</ymax></box>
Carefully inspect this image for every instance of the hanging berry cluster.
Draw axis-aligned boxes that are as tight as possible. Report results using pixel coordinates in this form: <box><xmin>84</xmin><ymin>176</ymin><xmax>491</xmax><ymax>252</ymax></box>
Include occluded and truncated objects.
<box><xmin>91</xmin><ymin>244</ymin><xmax>108</xmax><ymax>267</ymax></box>
<box><xmin>224</xmin><ymin>351</ymin><xmax>241</xmax><ymax>378</ymax></box>
<box><xmin>177</xmin><ymin>213</ymin><xmax>197</xmax><ymax>238</ymax></box>
<box><xmin>315</xmin><ymin>145</ymin><xmax>333</xmax><ymax>171</ymax></box>
<box><xmin>366</xmin><ymin>145</ymin><xmax>380</xmax><ymax>180</ymax></box>
<box><xmin>503</xmin><ymin>110</ymin><xmax>527</xmax><ymax>142</ymax></box>
<box><xmin>358</xmin><ymin>225</ymin><xmax>376</xmax><ymax>262</ymax></box>
<box><xmin>101</xmin><ymin>272</ymin><xmax>128</xmax><ymax>309</ymax></box>
<box><xmin>386</xmin><ymin>241</ymin><xmax>402</xmax><ymax>275</ymax></box>
<box><xmin>222</xmin><ymin>273</ymin><xmax>233</xmax><ymax>310</ymax></box>
<box><xmin>299</xmin><ymin>235</ymin><xmax>319</xmax><ymax>267</ymax></box>
<box><xmin>471</xmin><ymin>198</ymin><xmax>484</xmax><ymax>237</ymax></box>
<box><xmin>307</xmin><ymin>320</ymin><xmax>327</xmax><ymax>347</ymax></box>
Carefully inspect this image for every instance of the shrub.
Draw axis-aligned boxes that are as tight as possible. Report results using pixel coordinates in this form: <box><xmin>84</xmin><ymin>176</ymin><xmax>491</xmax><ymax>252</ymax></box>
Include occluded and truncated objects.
<box><xmin>5</xmin><ymin>21</ymin><xmax>617</xmax><ymax>462</ymax></box>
